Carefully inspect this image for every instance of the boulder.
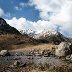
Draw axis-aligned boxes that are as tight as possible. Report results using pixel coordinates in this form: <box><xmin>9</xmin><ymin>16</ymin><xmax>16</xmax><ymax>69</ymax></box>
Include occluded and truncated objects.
<box><xmin>55</xmin><ymin>42</ymin><xmax>71</xmax><ymax>57</ymax></box>
<box><xmin>42</xmin><ymin>49</ymin><xmax>49</xmax><ymax>57</ymax></box>
<box><xmin>0</xmin><ymin>50</ymin><xmax>10</xmax><ymax>56</ymax></box>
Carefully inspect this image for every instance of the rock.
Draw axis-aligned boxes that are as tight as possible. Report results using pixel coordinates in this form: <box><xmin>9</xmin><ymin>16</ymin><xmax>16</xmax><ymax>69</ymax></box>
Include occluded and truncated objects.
<box><xmin>39</xmin><ymin>50</ymin><xmax>43</xmax><ymax>54</ymax></box>
<box><xmin>0</xmin><ymin>50</ymin><xmax>10</xmax><ymax>56</ymax></box>
<box><xmin>43</xmin><ymin>50</ymin><xmax>48</xmax><ymax>57</ymax></box>
<box><xmin>29</xmin><ymin>50</ymin><xmax>34</xmax><ymax>56</ymax></box>
<box><xmin>15</xmin><ymin>52</ymin><xmax>18</xmax><ymax>56</ymax></box>
<box><xmin>66</xmin><ymin>55</ymin><xmax>71</xmax><ymax>60</ymax></box>
<box><xmin>42</xmin><ymin>48</ymin><xmax>56</xmax><ymax>57</ymax></box>
<box><xmin>19</xmin><ymin>63</ymin><xmax>27</xmax><ymax>67</ymax></box>
<box><xmin>70</xmin><ymin>54</ymin><xmax>72</xmax><ymax>60</ymax></box>
<box><xmin>13</xmin><ymin>61</ymin><xmax>20</xmax><ymax>66</ymax></box>
<box><xmin>30</xmin><ymin>49</ymin><xmax>35</xmax><ymax>55</ymax></box>
<box><xmin>13</xmin><ymin>61</ymin><xmax>27</xmax><ymax>67</ymax></box>
<box><xmin>50</xmin><ymin>47</ymin><xmax>56</xmax><ymax>57</ymax></box>
<box><xmin>31</xmin><ymin>49</ymin><xmax>40</xmax><ymax>56</ymax></box>
<box><xmin>55</xmin><ymin>42</ymin><xmax>71</xmax><ymax>57</ymax></box>
<box><xmin>42</xmin><ymin>49</ymin><xmax>51</xmax><ymax>57</ymax></box>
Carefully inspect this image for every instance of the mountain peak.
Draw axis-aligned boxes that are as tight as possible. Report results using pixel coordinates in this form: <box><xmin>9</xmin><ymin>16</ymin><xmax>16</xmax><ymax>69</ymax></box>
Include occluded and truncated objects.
<box><xmin>0</xmin><ymin>18</ymin><xmax>20</xmax><ymax>35</ymax></box>
<box><xmin>27</xmin><ymin>30</ymin><xmax>65</xmax><ymax>44</ymax></box>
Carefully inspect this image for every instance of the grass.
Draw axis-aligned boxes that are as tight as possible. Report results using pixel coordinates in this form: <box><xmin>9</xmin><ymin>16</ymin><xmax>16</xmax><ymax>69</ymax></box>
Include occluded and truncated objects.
<box><xmin>0</xmin><ymin>34</ymin><xmax>37</xmax><ymax>50</ymax></box>
<box><xmin>24</xmin><ymin>63</ymin><xmax>72</xmax><ymax>72</ymax></box>
<box><xmin>0</xmin><ymin>33</ymin><xmax>58</xmax><ymax>51</ymax></box>
<box><xmin>11</xmin><ymin>43</ymin><xmax>57</xmax><ymax>51</ymax></box>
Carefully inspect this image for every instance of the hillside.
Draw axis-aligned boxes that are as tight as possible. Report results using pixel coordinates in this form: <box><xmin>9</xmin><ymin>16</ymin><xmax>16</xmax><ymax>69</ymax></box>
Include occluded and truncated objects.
<box><xmin>0</xmin><ymin>18</ymin><xmax>37</xmax><ymax>50</ymax></box>
<box><xmin>0</xmin><ymin>18</ymin><xmax>72</xmax><ymax>50</ymax></box>
<box><xmin>0</xmin><ymin>18</ymin><xmax>21</xmax><ymax>35</ymax></box>
<box><xmin>33</xmin><ymin>30</ymin><xmax>66</xmax><ymax>44</ymax></box>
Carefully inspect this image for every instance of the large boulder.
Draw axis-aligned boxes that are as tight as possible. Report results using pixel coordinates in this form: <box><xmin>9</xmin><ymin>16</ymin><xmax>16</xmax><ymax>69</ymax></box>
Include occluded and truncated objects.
<box><xmin>55</xmin><ymin>42</ymin><xmax>71</xmax><ymax>57</ymax></box>
<box><xmin>0</xmin><ymin>50</ymin><xmax>10</xmax><ymax>56</ymax></box>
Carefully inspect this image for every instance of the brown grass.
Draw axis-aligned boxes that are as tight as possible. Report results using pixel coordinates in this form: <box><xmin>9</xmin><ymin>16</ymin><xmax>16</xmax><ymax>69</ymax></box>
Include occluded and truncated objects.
<box><xmin>0</xmin><ymin>34</ymin><xmax>58</xmax><ymax>51</ymax></box>
<box><xmin>0</xmin><ymin>34</ymin><xmax>37</xmax><ymax>50</ymax></box>
<box><xmin>11</xmin><ymin>43</ymin><xmax>58</xmax><ymax>51</ymax></box>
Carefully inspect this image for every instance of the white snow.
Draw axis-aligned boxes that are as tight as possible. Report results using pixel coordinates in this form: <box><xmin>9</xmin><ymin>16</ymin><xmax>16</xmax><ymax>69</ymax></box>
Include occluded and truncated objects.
<box><xmin>20</xmin><ymin>29</ymin><xmax>60</xmax><ymax>39</ymax></box>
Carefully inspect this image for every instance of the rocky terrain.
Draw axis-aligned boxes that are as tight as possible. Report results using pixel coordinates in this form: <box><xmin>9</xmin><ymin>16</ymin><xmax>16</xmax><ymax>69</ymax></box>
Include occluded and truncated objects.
<box><xmin>0</xmin><ymin>18</ymin><xmax>72</xmax><ymax>72</ymax></box>
<box><xmin>0</xmin><ymin>42</ymin><xmax>72</xmax><ymax>72</ymax></box>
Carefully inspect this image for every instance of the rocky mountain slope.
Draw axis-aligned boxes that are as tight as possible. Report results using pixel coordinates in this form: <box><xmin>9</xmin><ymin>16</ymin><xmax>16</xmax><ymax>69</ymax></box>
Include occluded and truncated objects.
<box><xmin>20</xmin><ymin>29</ymin><xmax>72</xmax><ymax>45</ymax></box>
<box><xmin>0</xmin><ymin>18</ymin><xmax>21</xmax><ymax>35</ymax></box>
<box><xmin>21</xmin><ymin>30</ymin><xmax>66</xmax><ymax>44</ymax></box>
<box><xmin>0</xmin><ymin>18</ymin><xmax>37</xmax><ymax>50</ymax></box>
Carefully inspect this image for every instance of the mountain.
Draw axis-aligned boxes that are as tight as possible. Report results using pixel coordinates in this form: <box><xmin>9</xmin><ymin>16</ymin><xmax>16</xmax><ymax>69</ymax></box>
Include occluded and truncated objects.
<box><xmin>27</xmin><ymin>30</ymin><xmax>66</xmax><ymax>44</ymax></box>
<box><xmin>0</xmin><ymin>18</ymin><xmax>20</xmax><ymax>35</ymax></box>
<box><xmin>0</xmin><ymin>18</ymin><xmax>37</xmax><ymax>50</ymax></box>
<box><xmin>20</xmin><ymin>29</ymin><xmax>66</xmax><ymax>44</ymax></box>
<box><xmin>20</xmin><ymin>29</ymin><xmax>36</xmax><ymax>38</ymax></box>
<box><xmin>0</xmin><ymin>18</ymin><xmax>71</xmax><ymax>50</ymax></box>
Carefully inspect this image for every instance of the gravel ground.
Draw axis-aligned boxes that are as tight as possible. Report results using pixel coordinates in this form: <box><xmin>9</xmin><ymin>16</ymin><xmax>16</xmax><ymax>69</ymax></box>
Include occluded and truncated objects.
<box><xmin>0</xmin><ymin>51</ymin><xmax>72</xmax><ymax>72</ymax></box>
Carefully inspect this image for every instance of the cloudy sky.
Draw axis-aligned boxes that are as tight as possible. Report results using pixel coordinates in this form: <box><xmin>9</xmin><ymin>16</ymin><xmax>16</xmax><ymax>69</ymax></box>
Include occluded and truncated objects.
<box><xmin>0</xmin><ymin>0</ymin><xmax>72</xmax><ymax>37</ymax></box>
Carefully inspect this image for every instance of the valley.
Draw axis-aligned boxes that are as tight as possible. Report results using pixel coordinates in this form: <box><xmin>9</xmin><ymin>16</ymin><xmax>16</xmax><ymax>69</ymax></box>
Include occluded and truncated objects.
<box><xmin>0</xmin><ymin>18</ymin><xmax>72</xmax><ymax>72</ymax></box>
